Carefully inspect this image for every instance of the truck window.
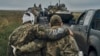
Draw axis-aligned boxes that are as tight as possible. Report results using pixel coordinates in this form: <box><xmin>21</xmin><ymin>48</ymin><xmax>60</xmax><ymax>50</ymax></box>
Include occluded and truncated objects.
<box><xmin>91</xmin><ymin>10</ymin><xmax>100</xmax><ymax>30</ymax></box>
<box><xmin>83</xmin><ymin>10</ymin><xmax>95</xmax><ymax>26</ymax></box>
<box><xmin>77</xmin><ymin>12</ymin><xmax>86</xmax><ymax>25</ymax></box>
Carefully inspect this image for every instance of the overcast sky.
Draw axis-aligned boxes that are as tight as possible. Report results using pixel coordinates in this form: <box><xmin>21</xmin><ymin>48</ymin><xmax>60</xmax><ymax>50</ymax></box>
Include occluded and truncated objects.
<box><xmin>0</xmin><ymin>0</ymin><xmax>100</xmax><ymax>11</ymax></box>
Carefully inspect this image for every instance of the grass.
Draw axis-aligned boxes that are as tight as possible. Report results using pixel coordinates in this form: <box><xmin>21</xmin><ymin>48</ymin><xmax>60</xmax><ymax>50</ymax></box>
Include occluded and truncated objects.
<box><xmin>0</xmin><ymin>10</ymin><xmax>23</xmax><ymax>56</ymax></box>
<box><xmin>0</xmin><ymin>23</ymin><xmax>20</xmax><ymax>56</ymax></box>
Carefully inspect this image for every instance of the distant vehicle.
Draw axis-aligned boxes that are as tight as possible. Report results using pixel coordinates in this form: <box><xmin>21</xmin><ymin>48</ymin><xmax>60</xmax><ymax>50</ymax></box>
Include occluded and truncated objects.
<box><xmin>45</xmin><ymin>3</ymin><xmax>73</xmax><ymax>24</ymax></box>
<box><xmin>71</xmin><ymin>9</ymin><xmax>100</xmax><ymax>56</ymax></box>
<box><xmin>48</xmin><ymin>11</ymin><xmax>73</xmax><ymax>24</ymax></box>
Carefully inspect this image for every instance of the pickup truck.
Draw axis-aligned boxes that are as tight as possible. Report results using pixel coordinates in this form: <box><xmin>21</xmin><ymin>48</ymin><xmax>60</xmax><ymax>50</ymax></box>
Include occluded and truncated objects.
<box><xmin>71</xmin><ymin>9</ymin><xmax>100</xmax><ymax>56</ymax></box>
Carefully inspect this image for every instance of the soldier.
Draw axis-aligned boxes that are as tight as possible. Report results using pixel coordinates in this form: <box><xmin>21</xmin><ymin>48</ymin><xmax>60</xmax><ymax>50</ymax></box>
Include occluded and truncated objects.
<box><xmin>7</xmin><ymin>7</ymin><xmax>47</xmax><ymax>56</ymax></box>
<box><xmin>35</xmin><ymin>15</ymin><xmax>80</xmax><ymax>56</ymax></box>
<box><xmin>48</xmin><ymin>15</ymin><xmax>80</xmax><ymax>56</ymax></box>
<box><xmin>8</xmin><ymin>14</ymin><xmax>42</xmax><ymax>56</ymax></box>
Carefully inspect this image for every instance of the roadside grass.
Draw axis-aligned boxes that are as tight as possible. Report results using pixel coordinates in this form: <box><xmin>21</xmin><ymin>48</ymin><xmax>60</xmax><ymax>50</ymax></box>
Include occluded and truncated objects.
<box><xmin>0</xmin><ymin>10</ymin><xmax>23</xmax><ymax>56</ymax></box>
<box><xmin>0</xmin><ymin>39</ymin><xmax>8</xmax><ymax>56</ymax></box>
<box><xmin>0</xmin><ymin>23</ymin><xmax>21</xmax><ymax>56</ymax></box>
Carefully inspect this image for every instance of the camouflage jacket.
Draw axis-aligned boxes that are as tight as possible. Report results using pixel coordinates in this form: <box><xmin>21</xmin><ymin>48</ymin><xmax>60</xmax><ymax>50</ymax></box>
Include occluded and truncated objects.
<box><xmin>8</xmin><ymin>23</ymin><xmax>46</xmax><ymax>56</ymax></box>
<box><xmin>46</xmin><ymin>27</ymin><xmax>79</xmax><ymax>56</ymax></box>
<box><xmin>34</xmin><ymin>25</ymin><xmax>69</xmax><ymax>41</ymax></box>
<box><xmin>34</xmin><ymin>25</ymin><xmax>80</xmax><ymax>56</ymax></box>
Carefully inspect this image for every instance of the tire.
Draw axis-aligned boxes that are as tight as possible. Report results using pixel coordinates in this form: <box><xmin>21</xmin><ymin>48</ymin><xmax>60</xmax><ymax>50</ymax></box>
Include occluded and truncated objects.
<box><xmin>89</xmin><ymin>51</ymin><xmax>97</xmax><ymax>56</ymax></box>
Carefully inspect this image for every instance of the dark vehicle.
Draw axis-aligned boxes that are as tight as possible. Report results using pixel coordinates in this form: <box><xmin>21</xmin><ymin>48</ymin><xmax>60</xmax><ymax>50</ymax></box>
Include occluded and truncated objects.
<box><xmin>46</xmin><ymin>3</ymin><xmax>73</xmax><ymax>24</ymax></box>
<box><xmin>48</xmin><ymin>11</ymin><xmax>73</xmax><ymax>24</ymax></box>
<box><xmin>71</xmin><ymin>9</ymin><xmax>100</xmax><ymax>56</ymax></box>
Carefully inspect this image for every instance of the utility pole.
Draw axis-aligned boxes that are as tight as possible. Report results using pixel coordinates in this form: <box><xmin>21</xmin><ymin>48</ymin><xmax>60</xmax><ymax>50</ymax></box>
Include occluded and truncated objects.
<box><xmin>50</xmin><ymin>2</ymin><xmax>51</xmax><ymax>5</ymax></box>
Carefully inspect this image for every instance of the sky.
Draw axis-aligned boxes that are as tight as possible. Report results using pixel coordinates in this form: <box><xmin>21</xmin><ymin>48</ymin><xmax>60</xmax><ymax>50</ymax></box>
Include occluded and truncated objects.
<box><xmin>0</xmin><ymin>0</ymin><xmax>100</xmax><ymax>11</ymax></box>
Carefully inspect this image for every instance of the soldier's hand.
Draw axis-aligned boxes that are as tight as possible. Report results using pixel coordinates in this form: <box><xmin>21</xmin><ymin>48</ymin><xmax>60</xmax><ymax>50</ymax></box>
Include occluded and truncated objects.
<box><xmin>68</xmin><ymin>29</ymin><xmax>73</xmax><ymax>36</ymax></box>
<box><xmin>11</xmin><ymin>45</ymin><xmax>17</xmax><ymax>56</ymax></box>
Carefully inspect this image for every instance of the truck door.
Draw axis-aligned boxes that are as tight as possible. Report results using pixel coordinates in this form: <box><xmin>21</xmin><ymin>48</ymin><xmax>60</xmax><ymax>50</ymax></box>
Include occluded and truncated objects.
<box><xmin>89</xmin><ymin>10</ymin><xmax>100</xmax><ymax>56</ymax></box>
<box><xmin>90</xmin><ymin>10</ymin><xmax>100</xmax><ymax>42</ymax></box>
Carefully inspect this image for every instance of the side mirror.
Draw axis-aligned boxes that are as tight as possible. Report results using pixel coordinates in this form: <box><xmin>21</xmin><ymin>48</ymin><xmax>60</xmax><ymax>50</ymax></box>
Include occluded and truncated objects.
<box><xmin>69</xmin><ymin>19</ymin><xmax>76</xmax><ymax>25</ymax></box>
<box><xmin>79</xmin><ymin>20</ymin><xmax>84</xmax><ymax>25</ymax></box>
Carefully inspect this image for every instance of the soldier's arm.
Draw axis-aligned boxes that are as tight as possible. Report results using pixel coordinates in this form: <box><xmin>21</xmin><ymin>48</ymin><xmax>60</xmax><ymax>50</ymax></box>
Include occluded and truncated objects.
<box><xmin>17</xmin><ymin>41</ymin><xmax>45</xmax><ymax>52</ymax></box>
<box><xmin>45</xmin><ymin>28</ymin><xmax>69</xmax><ymax>41</ymax></box>
<box><xmin>35</xmin><ymin>26</ymin><xmax>69</xmax><ymax>41</ymax></box>
<box><xmin>12</xmin><ymin>25</ymin><xmax>44</xmax><ymax>52</ymax></box>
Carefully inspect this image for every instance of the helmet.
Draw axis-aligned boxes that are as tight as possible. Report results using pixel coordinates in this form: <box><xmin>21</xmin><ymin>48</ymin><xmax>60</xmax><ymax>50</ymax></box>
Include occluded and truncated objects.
<box><xmin>50</xmin><ymin>15</ymin><xmax>62</xmax><ymax>26</ymax></box>
<box><xmin>22</xmin><ymin>11</ymin><xmax>35</xmax><ymax>25</ymax></box>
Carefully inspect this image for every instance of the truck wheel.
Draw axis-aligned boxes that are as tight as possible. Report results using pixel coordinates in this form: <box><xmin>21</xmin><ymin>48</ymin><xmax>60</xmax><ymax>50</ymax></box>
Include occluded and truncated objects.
<box><xmin>89</xmin><ymin>51</ymin><xmax>97</xmax><ymax>56</ymax></box>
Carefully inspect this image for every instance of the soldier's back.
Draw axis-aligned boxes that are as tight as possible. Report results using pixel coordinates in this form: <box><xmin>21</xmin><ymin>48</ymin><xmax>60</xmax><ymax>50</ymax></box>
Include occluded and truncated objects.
<box><xmin>46</xmin><ymin>27</ymin><xmax>79</xmax><ymax>56</ymax></box>
<box><xmin>57</xmin><ymin>35</ymin><xmax>79</xmax><ymax>56</ymax></box>
<box><xmin>8</xmin><ymin>23</ymin><xmax>44</xmax><ymax>56</ymax></box>
<box><xmin>9</xmin><ymin>23</ymin><xmax>33</xmax><ymax>46</ymax></box>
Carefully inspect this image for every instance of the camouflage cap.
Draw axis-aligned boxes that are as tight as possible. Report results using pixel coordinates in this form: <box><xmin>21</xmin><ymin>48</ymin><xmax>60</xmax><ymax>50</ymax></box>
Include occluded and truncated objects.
<box><xmin>50</xmin><ymin>15</ymin><xmax>62</xmax><ymax>26</ymax></box>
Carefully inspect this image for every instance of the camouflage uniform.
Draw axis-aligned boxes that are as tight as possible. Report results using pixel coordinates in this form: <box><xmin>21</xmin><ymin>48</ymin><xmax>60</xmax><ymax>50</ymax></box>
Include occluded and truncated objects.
<box><xmin>45</xmin><ymin>26</ymin><xmax>79</xmax><ymax>56</ymax></box>
<box><xmin>35</xmin><ymin>15</ymin><xmax>79</xmax><ymax>56</ymax></box>
<box><xmin>34</xmin><ymin>25</ymin><xmax>79</xmax><ymax>56</ymax></box>
<box><xmin>56</xmin><ymin>32</ymin><xmax>79</xmax><ymax>56</ymax></box>
<box><xmin>7</xmin><ymin>23</ymin><xmax>46</xmax><ymax>56</ymax></box>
